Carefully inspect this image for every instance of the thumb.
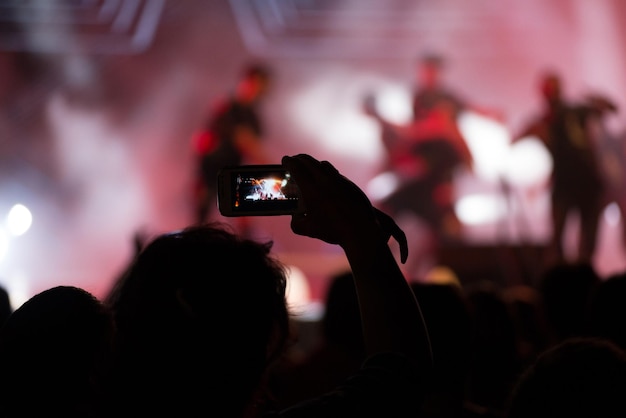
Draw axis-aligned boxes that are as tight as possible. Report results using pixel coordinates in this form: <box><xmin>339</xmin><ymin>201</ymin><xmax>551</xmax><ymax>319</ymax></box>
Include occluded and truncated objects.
<box><xmin>374</xmin><ymin>208</ymin><xmax>408</xmax><ymax>264</ymax></box>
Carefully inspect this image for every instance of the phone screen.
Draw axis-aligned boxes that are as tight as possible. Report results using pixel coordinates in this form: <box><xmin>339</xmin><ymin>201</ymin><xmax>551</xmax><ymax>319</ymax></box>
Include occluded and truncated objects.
<box><xmin>217</xmin><ymin>165</ymin><xmax>305</xmax><ymax>216</ymax></box>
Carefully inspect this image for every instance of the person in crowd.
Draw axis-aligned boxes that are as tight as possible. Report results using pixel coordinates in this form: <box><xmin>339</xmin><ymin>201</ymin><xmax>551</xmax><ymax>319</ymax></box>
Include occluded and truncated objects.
<box><xmin>464</xmin><ymin>281</ymin><xmax>520</xmax><ymax>416</ymax></box>
<box><xmin>537</xmin><ymin>261</ymin><xmax>600</xmax><ymax>347</ymax></box>
<box><xmin>586</xmin><ymin>270</ymin><xmax>626</xmax><ymax>351</ymax></box>
<box><xmin>0</xmin><ymin>285</ymin><xmax>115</xmax><ymax>418</ymax></box>
<box><xmin>501</xmin><ymin>285</ymin><xmax>548</xmax><ymax>374</ymax></box>
<box><xmin>506</xmin><ymin>337</ymin><xmax>626</xmax><ymax>418</ymax></box>
<box><xmin>100</xmin><ymin>153</ymin><xmax>433</xmax><ymax>418</ymax></box>
<box><xmin>191</xmin><ymin>62</ymin><xmax>273</xmax><ymax>232</ymax></box>
<box><xmin>268</xmin><ymin>270</ymin><xmax>367</xmax><ymax>410</ymax></box>
<box><xmin>409</xmin><ymin>281</ymin><xmax>473</xmax><ymax>418</ymax></box>
<box><xmin>512</xmin><ymin>71</ymin><xmax>618</xmax><ymax>265</ymax></box>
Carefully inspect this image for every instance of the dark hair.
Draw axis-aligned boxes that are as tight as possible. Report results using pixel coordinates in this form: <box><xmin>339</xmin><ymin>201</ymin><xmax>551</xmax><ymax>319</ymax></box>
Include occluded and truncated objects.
<box><xmin>103</xmin><ymin>222</ymin><xmax>291</xmax><ymax>416</ymax></box>
<box><xmin>418</xmin><ymin>51</ymin><xmax>445</xmax><ymax>68</ymax></box>
<box><xmin>0</xmin><ymin>286</ymin><xmax>115</xmax><ymax>417</ymax></box>
<box><xmin>322</xmin><ymin>270</ymin><xmax>364</xmax><ymax>352</ymax></box>
<box><xmin>507</xmin><ymin>337</ymin><xmax>626</xmax><ymax>418</ymax></box>
<box><xmin>539</xmin><ymin>262</ymin><xmax>599</xmax><ymax>341</ymax></box>
<box><xmin>242</xmin><ymin>62</ymin><xmax>272</xmax><ymax>81</ymax></box>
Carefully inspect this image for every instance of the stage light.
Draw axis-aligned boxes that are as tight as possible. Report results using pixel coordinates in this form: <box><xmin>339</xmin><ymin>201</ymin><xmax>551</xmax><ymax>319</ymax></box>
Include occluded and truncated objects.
<box><xmin>285</xmin><ymin>264</ymin><xmax>311</xmax><ymax>310</ymax></box>
<box><xmin>503</xmin><ymin>137</ymin><xmax>552</xmax><ymax>186</ymax></box>
<box><xmin>3</xmin><ymin>270</ymin><xmax>31</xmax><ymax>310</ymax></box>
<box><xmin>0</xmin><ymin>229</ymin><xmax>8</xmax><ymax>265</ymax></box>
<box><xmin>604</xmin><ymin>202</ymin><xmax>622</xmax><ymax>227</ymax></box>
<box><xmin>455</xmin><ymin>193</ymin><xmax>507</xmax><ymax>225</ymax></box>
<box><xmin>370</xmin><ymin>85</ymin><xmax>413</xmax><ymax>125</ymax></box>
<box><xmin>366</xmin><ymin>171</ymin><xmax>399</xmax><ymax>201</ymax></box>
<box><xmin>458</xmin><ymin>111</ymin><xmax>511</xmax><ymax>182</ymax></box>
<box><xmin>423</xmin><ymin>265</ymin><xmax>461</xmax><ymax>287</ymax></box>
<box><xmin>288</xmin><ymin>74</ymin><xmax>413</xmax><ymax>161</ymax></box>
<box><xmin>284</xmin><ymin>264</ymin><xmax>325</xmax><ymax>321</ymax></box>
<box><xmin>7</xmin><ymin>204</ymin><xmax>32</xmax><ymax>236</ymax></box>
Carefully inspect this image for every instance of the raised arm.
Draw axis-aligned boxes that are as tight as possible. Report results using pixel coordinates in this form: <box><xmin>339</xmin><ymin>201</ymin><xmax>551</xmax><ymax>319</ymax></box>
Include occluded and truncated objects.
<box><xmin>233</xmin><ymin>125</ymin><xmax>272</xmax><ymax>164</ymax></box>
<box><xmin>362</xmin><ymin>93</ymin><xmax>416</xmax><ymax>146</ymax></box>
<box><xmin>584</xmin><ymin>94</ymin><xmax>618</xmax><ymax>115</ymax></box>
<box><xmin>282</xmin><ymin>154</ymin><xmax>433</xmax><ymax>371</ymax></box>
<box><xmin>511</xmin><ymin>117</ymin><xmax>548</xmax><ymax>145</ymax></box>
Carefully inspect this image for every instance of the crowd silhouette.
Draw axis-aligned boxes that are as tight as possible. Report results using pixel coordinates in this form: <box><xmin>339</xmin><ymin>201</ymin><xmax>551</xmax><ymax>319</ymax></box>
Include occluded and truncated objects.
<box><xmin>1</xmin><ymin>52</ymin><xmax>626</xmax><ymax>418</ymax></box>
<box><xmin>0</xmin><ymin>150</ymin><xmax>626</xmax><ymax>417</ymax></box>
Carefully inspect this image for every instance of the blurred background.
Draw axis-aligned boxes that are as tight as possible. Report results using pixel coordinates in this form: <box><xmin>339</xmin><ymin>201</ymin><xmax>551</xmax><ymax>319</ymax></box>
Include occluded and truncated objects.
<box><xmin>1</xmin><ymin>0</ymin><xmax>626</xmax><ymax>312</ymax></box>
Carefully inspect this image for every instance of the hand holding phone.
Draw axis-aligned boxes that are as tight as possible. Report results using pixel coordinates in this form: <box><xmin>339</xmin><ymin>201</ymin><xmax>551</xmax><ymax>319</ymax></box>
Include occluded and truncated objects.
<box><xmin>282</xmin><ymin>154</ymin><xmax>408</xmax><ymax>262</ymax></box>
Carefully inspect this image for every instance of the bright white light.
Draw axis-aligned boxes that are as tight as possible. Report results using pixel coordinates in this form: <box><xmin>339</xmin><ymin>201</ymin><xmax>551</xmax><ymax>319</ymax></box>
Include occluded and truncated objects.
<box><xmin>604</xmin><ymin>202</ymin><xmax>622</xmax><ymax>226</ymax></box>
<box><xmin>7</xmin><ymin>204</ymin><xmax>33</xmax><ymax>236</ymax></box>
<box><xmin>296</xmin><ymin>301</ymin><xmax>325</xmax><ymax>322</ymax></box>
<box><xmin>3</xmin><ymin>270</ymin><xmax>31</xmax><ymax>310</ymax></box>
<box><xmin>0</xmin><ymin>229</ymin><xmax>8</xmax><ymax>264</ymax></box>
<box><xmin>288</xmin><ymin>77</ymin><xmax>379</xmax><ymax>159</ymax></box>
<box><xmin>370</xmin><ymin>85</ymin><xmax>413</xmax><ymax>125</ymax></box>
<box><xmin>285</xmin><ymin>264</ymin><xmax>324</xmax><ymax>321</ymax></box>
<box><xmin>503</xmin><ymin>137</ymin><xmax>552</xmax><ymax>186</ymax></box>
<box><xmin>458</xmin><ymin>111</ymin><xmax>512</xmax><ymax>182</ymax></box>
<box><xmin>455</xmin><ymin>193</ymin><xmax>508</xmax><ymax>225</ymax></box>
<box><xmin>366</xmin><ymin>171</ymin><xmax>399</xmax><ymax>201</ymax></box>
<box><xmin>285</xmin><ymin>265</ymin><xmax>311</xmax><ymax>311</ymax></box>
<box><xmin>48</xmin><ymin>93</ymin><xmax>150</xmax><ymax>242</ymax></box>
<box><xmin>287</xmin><ymin>74</ymin><xmax>411</xmax><ymax>160</ymax></box>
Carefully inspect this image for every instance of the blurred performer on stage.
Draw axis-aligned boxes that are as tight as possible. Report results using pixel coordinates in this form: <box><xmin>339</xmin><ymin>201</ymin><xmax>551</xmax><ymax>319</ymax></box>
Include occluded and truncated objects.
<box><xmin>363</xmin><ymin>52</ymin><xmax>502</xmax><ymax>275</ymax></box>
<box><xmin>191</xmin><ymin>63</ymin><xmax>272</xmax><ymax>230</ymax></box>
<box><xmin>513</xmin><ymin>71</ymin><xmax>618</xmax><ymax>265</ymax></box>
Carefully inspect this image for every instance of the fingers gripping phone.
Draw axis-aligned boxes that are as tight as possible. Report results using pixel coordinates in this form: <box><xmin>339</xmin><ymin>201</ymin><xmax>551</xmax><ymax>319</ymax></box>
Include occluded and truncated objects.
<box><xmin>217</xmin><ymin>165</ymin><xmax>306</xmax><ymax>216</ymax></box>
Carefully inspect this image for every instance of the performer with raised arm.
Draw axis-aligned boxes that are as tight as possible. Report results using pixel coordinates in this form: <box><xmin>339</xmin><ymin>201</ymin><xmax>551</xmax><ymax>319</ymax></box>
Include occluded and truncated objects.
<box><xmin>363</xmin><ymin>51</ymin><xmax>502</xmax><ymax>275</ymax></box>
<box><xmin>512</xmin><ymin>70</ymin><xmax>618</xmax><ymax>265</ymax></box>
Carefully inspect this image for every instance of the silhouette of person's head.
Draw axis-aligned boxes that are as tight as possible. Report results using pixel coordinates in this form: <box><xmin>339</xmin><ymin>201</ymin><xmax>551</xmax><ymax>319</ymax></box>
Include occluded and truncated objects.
<box><xmin>0</xmin><ymin>283</ymin><xmax>13</xmax><ymax>327</ymax></box>
<box><xmin>0</xmin><ymin>285</ymin><xmax>115</xmax><ymax>418</ymax></box>
<box><xmin>417</xmin><ymin>51</ymin><xmax>445</xmax><ymax>89</ymax></box>
<box><xmin>538</xmin><ymin>262</ymin><xmax>600</xmax><ymax>344</ymax></box>
<box><xmin>236</xmin><ymin>62</ymin><xmax>273</xmax><ymax>104</ymax></box>
<box><xmin>502</xmin><ymin>285</ymin><xmax>548</xmax><ymax>366</ymax></box>
<box><xmin>103</xmin><ymin>222</ymin><xmax>291</xmax><ymax>417</ymax></box>
<box><xmin>539</xmin><ymin>71</ymin><xmax>562</xmax><ymax>105</ymax></box>
<box><xmin>507</xmin><ymin>337</ymin><xmax>626</xmax><ymax>418</ymax></box>
<box><xmin>321</xmin><ymin>270</ymin><xmax>365</xmax><ymax>353</ymax></box>
<box><xmin>587</xmin><ymin>271</ymin><xmax>626</xmax><ymax>350</ymax></box>
<box><xmin>410</xmin><ymin>281</ymin><xmax>472</xmax><ymax>417</ymax></box>
<box><xmin>267</xmin><ymin>270</ymin><xmax>366</xmax><ymax>410</ymax></box>
<box><xmin>465</xmin><ymin>280</ymin><xmax>519</xmax><ymax>412</ymax></box>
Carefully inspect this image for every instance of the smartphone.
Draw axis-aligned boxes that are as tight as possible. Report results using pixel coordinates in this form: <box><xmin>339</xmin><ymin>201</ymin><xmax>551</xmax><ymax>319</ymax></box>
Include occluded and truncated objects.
<box><xmin>217</xmin><ymin>164</ymin><xmax>305</xmax><ymax>216</ymax></box>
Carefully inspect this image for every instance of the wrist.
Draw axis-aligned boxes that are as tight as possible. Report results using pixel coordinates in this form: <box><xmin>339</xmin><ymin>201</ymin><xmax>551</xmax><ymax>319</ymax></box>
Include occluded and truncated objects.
<box><xmin>340</xmin><ymin>224</ymin><xmax>390</xmax><ymax>257</ymax></box>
